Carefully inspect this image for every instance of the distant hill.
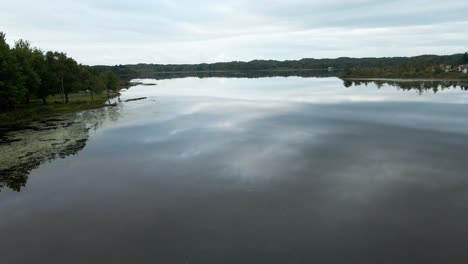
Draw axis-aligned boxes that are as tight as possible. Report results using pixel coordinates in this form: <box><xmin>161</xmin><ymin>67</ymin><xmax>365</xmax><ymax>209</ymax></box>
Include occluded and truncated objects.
<box><xmin>94</xmin><ymin>53</ymin><xmax>467</xmax><ymax>79</ymax></box>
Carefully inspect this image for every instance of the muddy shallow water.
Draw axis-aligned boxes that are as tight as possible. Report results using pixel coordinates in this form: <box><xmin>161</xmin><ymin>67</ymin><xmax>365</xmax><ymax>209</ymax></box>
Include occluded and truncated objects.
<box><xmin>1</xmin><ymin>77</ymin><xmax>468</xmax><ymax>263</ymax></box>
<box><xmin>0</xmin><ymin>107</ymin><xmax>122</xmax><ymax>191</ymax></box>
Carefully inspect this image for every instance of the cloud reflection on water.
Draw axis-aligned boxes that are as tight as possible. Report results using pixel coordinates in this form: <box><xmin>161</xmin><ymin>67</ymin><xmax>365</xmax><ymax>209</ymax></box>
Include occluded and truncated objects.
<box><xmin>1</xmin><ymin>77</ymin><xmax>468</xmax><ymax>263</ymax></box>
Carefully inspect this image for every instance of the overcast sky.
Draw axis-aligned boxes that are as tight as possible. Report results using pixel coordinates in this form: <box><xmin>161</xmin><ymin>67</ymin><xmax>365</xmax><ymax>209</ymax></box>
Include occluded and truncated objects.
<box><xmin>1</xmin><ymin>0</ymin><xmax>467</xmax><ymax>65</ymax></box>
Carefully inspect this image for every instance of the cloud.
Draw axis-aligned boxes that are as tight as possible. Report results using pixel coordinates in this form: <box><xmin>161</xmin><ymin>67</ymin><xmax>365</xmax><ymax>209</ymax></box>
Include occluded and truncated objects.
<box><xmin>1</xmin><ymin>0</ymin><xmax>467</xmax><ymax>65</ymax></box>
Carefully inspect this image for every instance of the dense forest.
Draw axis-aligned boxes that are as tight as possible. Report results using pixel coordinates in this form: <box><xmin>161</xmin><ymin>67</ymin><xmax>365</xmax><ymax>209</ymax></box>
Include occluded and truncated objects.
<box><xmin>0</xmin><ymin>32</ymin><xmax>120</xmax><ymax>113</ymax></box>
<box><xmin>95</xmin><ymin>53</ymin><xmax>468</xmax><ymax>79</ymax></box>
<box><xmin>341</xmin><ymin>52</ymin><xmax>468</xmax><ymax>78</ymax></box>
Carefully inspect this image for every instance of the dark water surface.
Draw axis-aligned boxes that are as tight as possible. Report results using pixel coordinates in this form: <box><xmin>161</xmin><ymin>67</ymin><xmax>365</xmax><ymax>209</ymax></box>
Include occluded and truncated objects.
<box><xmin>1</xmin><ymin>77</ymin><xmax>468</xmax><ymax>263</ymax></box>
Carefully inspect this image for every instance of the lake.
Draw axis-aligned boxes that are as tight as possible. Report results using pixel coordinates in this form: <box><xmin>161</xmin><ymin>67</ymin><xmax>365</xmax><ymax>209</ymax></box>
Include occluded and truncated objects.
<box><xmin>1</xmin><ymin>77</ymin><xmax>468</xmax><ymax>263</ymax></box>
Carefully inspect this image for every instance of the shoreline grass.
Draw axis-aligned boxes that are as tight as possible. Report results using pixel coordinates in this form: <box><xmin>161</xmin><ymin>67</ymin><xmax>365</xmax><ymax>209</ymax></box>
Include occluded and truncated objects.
<box><xmin>0</xmin><ymin>92</ymin><xmax>114</xmax><ymax>128</ymax></box>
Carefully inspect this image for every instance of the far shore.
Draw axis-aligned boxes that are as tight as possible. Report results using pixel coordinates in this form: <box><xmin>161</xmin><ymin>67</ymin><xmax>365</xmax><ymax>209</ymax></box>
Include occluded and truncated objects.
<box><xmin>340</xmin><ymin>77</ymin><xmax>468</xmax><ymax>82</ymax></box>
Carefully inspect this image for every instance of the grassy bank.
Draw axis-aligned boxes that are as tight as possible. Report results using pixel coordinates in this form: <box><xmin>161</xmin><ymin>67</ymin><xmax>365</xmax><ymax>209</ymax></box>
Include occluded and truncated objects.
<box><xmin>0</xmin><ymin>92</ymin><xmax>114</xmax><ymax>127</ymax></box>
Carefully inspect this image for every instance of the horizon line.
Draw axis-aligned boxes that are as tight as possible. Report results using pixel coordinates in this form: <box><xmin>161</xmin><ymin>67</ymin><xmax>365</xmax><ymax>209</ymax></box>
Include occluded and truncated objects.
<box><xmin>92</xmin><ymin>52</ymin><xmax>467</xmax><ymax>67</ymax></box>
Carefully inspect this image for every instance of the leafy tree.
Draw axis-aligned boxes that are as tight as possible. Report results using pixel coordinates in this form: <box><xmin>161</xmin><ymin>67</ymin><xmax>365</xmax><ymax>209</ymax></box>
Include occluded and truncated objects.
<box><xmin>44</xmin><ymin>51</ymin><xmax>65</xmax><ymax>102</ymax></box>
<box><xmin>13</xmin><ymin>39</ymin><xmax>42</xmax><ymax>104</ymax></box>
<box><xmin>105</xmin><ymin>71</ymin><xmax>119</xmax><ymax>102</ymax></box>
<box><xmin>0</xmin><ymin>32</ymin><xmax>24</xmax><ymax>111</ymax></box>
<box><xmin>31</xmin><ymin>49</ymin><xmax>49</xmax><ymax>105</ymax></box>
<box><xmin>89</xmin><ymin>72</ymin><xmax>106</xmax><ymax>101</ymax></box>
<box><xmin>44</xmin><ymin>51</ymin><xmax>80</xmax><ymax>103</ymax></box>
<box><xmin>0</xmin><ymin>32</ymin><xmax>123</xmax><ymax>112</ymax></box>
<box><xmin>105</xmin><ymin>72</ymin><xmax>119</xmax><ymax>93</ymax></box>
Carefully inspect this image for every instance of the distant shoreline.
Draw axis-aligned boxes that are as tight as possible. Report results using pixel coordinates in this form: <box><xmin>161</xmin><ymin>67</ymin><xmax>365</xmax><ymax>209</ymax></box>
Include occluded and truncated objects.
<box><xmin>131</xmin><ymin>68</ymin><xmax>337</xmax><ymax>74</ymax></box>
<box><xmin>340</xmin><ymin>77</ymin><xmax>468</xmax><ymax>82</ymax></box>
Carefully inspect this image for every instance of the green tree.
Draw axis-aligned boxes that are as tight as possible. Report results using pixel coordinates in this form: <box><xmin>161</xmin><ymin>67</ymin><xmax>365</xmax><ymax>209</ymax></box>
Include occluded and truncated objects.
<box><xmin>13</xmin><ymin>39</ymin><xmax>42</xmax><ymax>104</ymax></box>
<box><xmin>44</xmin><ymin>51</ymin><xmax>80</xmax><ymax>103</ymax></box>
<box><xmin>1</xmin><ymin>32</ymin><xmax>124</xmax><ymax>114</ymax></box>
<box><xmin>63</xmin><ymin>57</ymin><xmax>80</xmax><ymax>103</ymax></box>
<box><xmin>31</xmin><ymin>49</ymin><xmax>49</xmax><ymax>105</ymax></box>
<box><xmin>89</xmin><ymin>72</ymin><xmax>106</xmax><ymax>101</ymax></box>
<box><xmin>0</xmin><ymin>32</ymin><xmax>24</xmax><ymax>111</ymax></box>
<box><xmin>105</xmin><ymin>71</ymin><xmax>119</xmax><ymax>102</ymax></box>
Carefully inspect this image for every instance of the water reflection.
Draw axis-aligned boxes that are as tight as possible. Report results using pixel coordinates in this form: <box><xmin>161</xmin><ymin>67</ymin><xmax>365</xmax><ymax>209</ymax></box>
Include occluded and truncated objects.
<box><xmin>343</xmin><ymin>79</ymin><xmax>468</xmax><ymax>94</ymax></box>
<box><xmin>0</xmin><ymin>106</ymin><xmax>122</xmax><ymax>192</ymax></box>
<box><xmin>128</xmin><ymin>77</ymin><xmax>468</xmax><ymax>105</ymax></box>
<box><xmin>1</xmin><ymin>77</ymin><xmax>468</xmax><ymax>263</ymax></box>
<box><xmin>122</xmin><ymin>69</ymin><xmax>339</xmax><ymax>80</ymax></box>
<box><xmin>2</xmin><ymin>77</ymin><xmax>468</xmax><ymax>192</ymax></box>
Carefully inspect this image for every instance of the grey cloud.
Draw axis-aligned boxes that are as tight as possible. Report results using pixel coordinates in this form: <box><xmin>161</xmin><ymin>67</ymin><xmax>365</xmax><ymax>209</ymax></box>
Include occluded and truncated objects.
<box><xmin>0</xmin><ymin>0</ymin><xmax>467</xmax><ymax>64</ymax></box>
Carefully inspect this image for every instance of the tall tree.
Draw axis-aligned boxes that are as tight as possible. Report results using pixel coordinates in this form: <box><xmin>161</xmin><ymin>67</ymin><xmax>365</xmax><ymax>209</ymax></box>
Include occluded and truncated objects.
<box><xmin>105</xmin><ymin>71</ymin><xmax>119</xmax><ymax>102</ymax></box>
<box><xmin>63</xmin><ymin>57</ymin><xmax>80</xmax><ymax>103</ymax></box>
<box><xmin>13</xmin><ymin>39</ymin><xmax>42</xmax><ymax>104</ymax></box>
<box><xmin>89</xmin><ymin>72</ymin><xmax>106</xmax><ymax>101</ymax></box>
<box><xmin>0</xmin><ymin>32</ymin><xmax>24</xmax><ymax>111</ymax></box>
<box><xmin>31</xmin><ymin>49</ymin><xmax>49</xmax><ymax>105</ymax></box>
<box><xmin>44</xmin><ymin>52</ymin><xmax>79</xmax><ymax>103</ymax></box>
<box><xmin>1</xmin><ymin>32</ymin><xmax>124</xmax><ymax>111</ymax></box>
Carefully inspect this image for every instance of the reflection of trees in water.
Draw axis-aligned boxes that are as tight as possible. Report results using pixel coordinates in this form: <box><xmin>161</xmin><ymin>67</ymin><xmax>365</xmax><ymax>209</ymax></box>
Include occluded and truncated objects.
<box><xmin>107</xmin><ymin>104</ymin><xmax>121</xmax><ymax>123</ymax></box>
<box><xmin>129</xmin><ymin>70</ymin><xmax>340</xmax><ymax>80</ymax></box>
<box><xmin>343</xmin><ymin>79</ymin><xmax>468</xmax><ymax>94</ymax></box>
<box><xmin>0</xmin><ymin>106</ymin><xmax>121</xmax><ymax>192</ymax></box>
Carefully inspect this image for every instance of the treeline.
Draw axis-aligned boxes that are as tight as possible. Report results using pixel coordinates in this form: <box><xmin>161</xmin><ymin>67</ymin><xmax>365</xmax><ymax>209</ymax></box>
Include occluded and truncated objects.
<box><xmin>122</xmin><ymin>69</ymin><xmax>338</xmax><ymax>80</ymax></box>
<box><xmin>0</xmin><ymin>32</ymin><xmax>120</xmax><ymax>112</ymax></box>
<box><xmin>95</xmin><ymin>53</ymin><xmax>467</xmax><ymax>79</ymax></box>
<box><xmin>342</xmin><ymin>53</ymin><xmax>468</xmax><ymax>78</ymax></box>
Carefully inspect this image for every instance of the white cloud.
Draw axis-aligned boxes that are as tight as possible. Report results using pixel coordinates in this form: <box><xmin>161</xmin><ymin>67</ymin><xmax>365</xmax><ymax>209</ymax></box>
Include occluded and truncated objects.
<box><xmin>1</xmin><ymin>0</ymin><xmax>467</xmax><ymax>65</ymax></box>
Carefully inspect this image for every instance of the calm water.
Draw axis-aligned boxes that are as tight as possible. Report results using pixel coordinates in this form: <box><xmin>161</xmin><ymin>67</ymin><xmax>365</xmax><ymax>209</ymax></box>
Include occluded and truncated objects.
<box><xmin>1</xmin><ymin>77</ymin><xmax>468</xmax><ymax>263</ymax></box>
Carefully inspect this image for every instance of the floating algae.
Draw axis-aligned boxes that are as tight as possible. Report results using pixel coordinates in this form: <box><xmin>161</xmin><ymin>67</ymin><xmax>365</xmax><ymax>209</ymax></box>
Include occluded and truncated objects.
<box><xmin>0</xmin><ymin>107</ymin><xmax>118</xmax><ymax>192</ymax></box>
